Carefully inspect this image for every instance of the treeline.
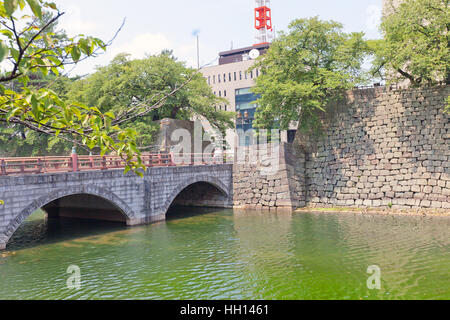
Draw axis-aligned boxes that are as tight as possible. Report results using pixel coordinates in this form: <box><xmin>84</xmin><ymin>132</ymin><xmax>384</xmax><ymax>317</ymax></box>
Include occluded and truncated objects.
<box><xmin>251</xmin><ymin>0</ymin><xmax>449</xmax><ymax>136</ymax></box>
<box><xmin>0</xmin><ymin>51</ymin><xmax>234</xmax><ymax>157</ymax></box>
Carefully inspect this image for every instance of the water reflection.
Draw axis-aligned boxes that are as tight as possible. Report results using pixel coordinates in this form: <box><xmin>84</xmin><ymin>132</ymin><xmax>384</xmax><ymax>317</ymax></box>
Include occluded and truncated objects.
<box><xmin>6</xmin><ymin>210</ymin><xmax>127</xmax><ymax>251</ymax></box>
<box><xmin>0</xmin><ymin>209</ymin><xmax>449</xmax><ymax>300</ymax></box>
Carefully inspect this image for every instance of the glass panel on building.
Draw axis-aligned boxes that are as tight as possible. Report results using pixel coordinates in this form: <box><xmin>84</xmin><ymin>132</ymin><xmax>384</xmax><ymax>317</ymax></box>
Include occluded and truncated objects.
<box><xmin>235</xmin><ymin>87</ymin><xmax>261</xmax><ymax>146</ymax></box>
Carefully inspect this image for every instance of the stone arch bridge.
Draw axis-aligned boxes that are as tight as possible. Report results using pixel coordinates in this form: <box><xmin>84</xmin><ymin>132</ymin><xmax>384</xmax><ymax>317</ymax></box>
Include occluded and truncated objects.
<box><xmin>0</xmin><ymin>164</ymin><xmax>233</xmax><ymax>250</ymax></box>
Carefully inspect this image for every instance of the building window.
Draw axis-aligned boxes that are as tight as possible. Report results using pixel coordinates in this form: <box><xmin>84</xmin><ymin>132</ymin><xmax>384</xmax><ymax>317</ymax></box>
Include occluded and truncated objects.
<box><xmin>236</xmin><ymin>88</ymin><xmax>252</xmax><ymax>95</ymax></box>
<box><xmin>213</xmin><ymin>75</ymin><xmax>216</xmax><ymax>84</ymax></box>
<box><xmin>250</xmin><ymin>71</ymin><xmax>253</xmax><ymax>79</ymax></box>
<box><xmin>218</xmin><ymin>74</ymin><xmax>221</xmax><ymax>83</ymax></box>
<box><xmin>229</xmin><ymin>73</ymin><xmax>232</xmax><ymax>82</ymax></box>
<box><xmin>256</xmin><ymin>69</ymin><xmax>259</xmax><ymax>77</ymax></box>
<box><xmin>214</xmin><ymin>91</ymin><xmax>216</xmax><ymax>96</ymax></box>
<box><xmin>219</xmin><ymin>91</ymin><xmax>221</xmax><ymax>97</ymax></box>
<box><xmin>245</xmin><ymin>72</ymin><xmax>247</xmax><ymax>80</ymax></box>
<box><xmin>208</xmin><ymin>76</ymin><xmax>211</xmax><ymax>85</ymax></box>
<box><xmin>235</xmin><ymin>87</ymin><xmax>262</xmax><ymax>146</ymax></box>
<box><xmin>224</xmin><ymin>90</ymin><xmax>227</xmax><ymax>97</ymax></box>
<box><xmin>234</xmin><ymin>72</ymin><xmax>237</xmax><ymax>81</ymax></box>
<box><xmin>223</xmin><ymin>73</ymin><xmax>226</xmax><ymax>83</ymax></box>
<box><xmin>239</xmin><ymin>71</ymin><xmax>242</xmax><ymax>80</ymax></box>
<box><xmin>225</xmin><ymin>105</ymin><xmax>227</xmax><ymax>111</ymax></box>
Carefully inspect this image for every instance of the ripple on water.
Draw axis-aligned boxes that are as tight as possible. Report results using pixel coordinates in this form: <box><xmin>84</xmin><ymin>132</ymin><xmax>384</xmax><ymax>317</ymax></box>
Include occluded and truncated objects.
<box><xmin>0</xmin><ymin>209</ymin><xmax>449</xmax><ymax>300</ymax></box>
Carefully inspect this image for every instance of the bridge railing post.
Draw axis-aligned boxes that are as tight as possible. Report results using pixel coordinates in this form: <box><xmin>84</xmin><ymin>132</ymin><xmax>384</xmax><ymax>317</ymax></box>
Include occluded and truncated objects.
<box><xmin>71</xmin><ymin>147</ymin><xmax>79</xmax><ymax>172</ymax></box>
<box><xmin>89</xmin><ymin>153</ymin><xmax>94</xmax><ymax>169</ymax></box>
<box><xmin>169</xmin><ymin>152</ymin><xmax>175</xmax><ymax>166</ymax></box>
<box><xmin>37</xmin><ymin>158</ymin><xmax>43</xmax><ymax>174</ymax></box>
<box><xmin>0</xmin><ymin>159</ymin><xmax>6</xmax><ymax>176</ymax></box>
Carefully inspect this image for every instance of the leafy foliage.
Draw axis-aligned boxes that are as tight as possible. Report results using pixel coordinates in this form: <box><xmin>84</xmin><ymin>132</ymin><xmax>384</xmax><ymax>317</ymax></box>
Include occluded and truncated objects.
<box><xmin>0</xmin><ymin>0</ymin><xmax>141</xmax><ymax>169</ymax></box>
<box><xmin>372</xmin><ymin>0</ymin><xmax>449</xmax><ymax>86</ymax></box>
<box><xmin>0</xmin><ymin>1</ymin><xmax>210</xmax><ymax>175</ymax></box>
<box><xmin>250</xmin><ymin>17</ymin><xmax>369</xmax><ymax>136</ymax></box>
<box><xmin>65</xmin><ymin>53</ymin><xmax>234</xmax><ymax>150</ymax></box>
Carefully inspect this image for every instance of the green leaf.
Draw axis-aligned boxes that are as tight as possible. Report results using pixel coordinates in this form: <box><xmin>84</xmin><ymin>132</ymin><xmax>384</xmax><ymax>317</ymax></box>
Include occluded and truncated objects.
<box><xmin>51</xmin><ymin>67</ymin><xmax>59</xmax><ymax>76</ymax></box>
<box><xmin>4</xmin><ymin>0</ymin><xmax>19</xmax><ymax>16</ymax></box>
<box><xmin>46</xmin><ymin>2</ymin><xmax>57</xmax><ymax>10</ymax></box>
<box><xmin>104</xmin><ymin>111</ymin><xmax>115</xmax><ymax>119</ymax></box>
<box><xmin>0</xmin><ymin>29</ymin><xmax>14</xmax><ymax>38</ymax></box>
<box><xmin>26</xmin><ymin>0</ymin><xmax>42</xmax><ymax>19</ymax></box>
<box><xmin>18</xmin><ymin>0</ymin><xmax>26</xmax><ymax>10</ymax></box>
<box><xmin>0</xmin><ymin>41</ymin><xmax>9</xmax><ymax>63</ymax></box>
<box><xmin>71</xmin><ymin>47</ymin><xmax>81</xmax><ymax>62</ymax></box>
<box><xmin>47</xmin><ymin>55</ymin><xmax>61</xmax><ymax>66</ymax></box>
<box><xmin>6</xmin><ymin>107</ymin><xmax>21</xmax><ymax>121</ymax></box>
<box><xmin>31</xmin><ymin>94</ymin><xmax>39</xmax><ymax>113</ymax></box>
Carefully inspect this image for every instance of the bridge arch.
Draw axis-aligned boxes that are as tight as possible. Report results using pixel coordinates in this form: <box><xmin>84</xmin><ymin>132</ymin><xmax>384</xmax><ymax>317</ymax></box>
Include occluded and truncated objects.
<box><xmin>161</xmin><ymin>174</ymin><xmax>231</xmax><ymax>217</ymax></box>
<box><xmin>3</xmin><ymin>185</ymin><xmax>136</xmax><ymax>247</ymax></box>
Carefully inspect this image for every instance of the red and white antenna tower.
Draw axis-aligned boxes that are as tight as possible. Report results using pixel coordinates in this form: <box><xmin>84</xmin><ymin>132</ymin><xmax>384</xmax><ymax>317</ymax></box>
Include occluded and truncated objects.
<box><xmin>254</xmin><ymin>0</ymin><xmax>273</xmax><ymax>45</ymax></box>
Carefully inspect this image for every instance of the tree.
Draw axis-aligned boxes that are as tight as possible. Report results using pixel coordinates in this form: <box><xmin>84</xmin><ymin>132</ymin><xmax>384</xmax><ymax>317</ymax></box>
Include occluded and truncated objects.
<box><xmin>250</xmin><ymin>17</ymin><xmax>369</xmax><ymax>136</ymax></box>
<box><xmin>0</xmin><ymin>74</ymin><xmax>78</xmax><ymax>156</ymax></box>
<box><xmin>0</xmin><ymin>0</ymin><xmax>196</xmax><ymax>174</ymax></box>
<box><xmin>372</xmin><ymin>0</ymin><xmax>449</xmax><ymax>86</ymax></box>
<box><xmin>65</xmin><ymin>52</ymin><xmax>234</xmax><ymax>150</ymax></box>
<box><xmin>0</xmin><ymin>9</ymin><xmax>77</xmax><ymax>156</ymax></box>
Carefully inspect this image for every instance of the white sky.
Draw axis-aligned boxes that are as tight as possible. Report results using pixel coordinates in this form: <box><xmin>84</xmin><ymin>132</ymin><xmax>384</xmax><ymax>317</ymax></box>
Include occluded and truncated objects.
<box><xmin>53</xmin><ymin>0</ymin><xmax>383</xmax><ymax>75</ymax></box>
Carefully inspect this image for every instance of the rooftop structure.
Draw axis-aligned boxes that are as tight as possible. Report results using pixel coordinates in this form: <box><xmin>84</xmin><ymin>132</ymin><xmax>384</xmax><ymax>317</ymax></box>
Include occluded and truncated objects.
<box><xmin>254</xmin><ymin>0</ymin><xmax>273</xmax><ymax>45</ymax></box>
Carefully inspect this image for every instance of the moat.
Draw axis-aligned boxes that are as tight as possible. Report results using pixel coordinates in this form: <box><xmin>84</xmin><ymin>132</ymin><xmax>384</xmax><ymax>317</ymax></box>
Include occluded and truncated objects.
<box><xmin>0</xmin><ymin>208</ymin><xmax>448</xmax><ymax>300</ymax></box>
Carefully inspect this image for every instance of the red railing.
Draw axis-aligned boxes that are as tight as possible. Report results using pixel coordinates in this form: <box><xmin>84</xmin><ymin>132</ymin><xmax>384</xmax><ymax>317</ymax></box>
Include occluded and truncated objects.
<box><xmin>0</xmin><ymin>152</ymin><xmax>234</xmax><ymax>176</ymax></box>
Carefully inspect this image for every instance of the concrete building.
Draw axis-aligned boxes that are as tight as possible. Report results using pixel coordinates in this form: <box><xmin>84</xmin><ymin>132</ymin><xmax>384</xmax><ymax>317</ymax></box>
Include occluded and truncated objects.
<box><xmin>200</xmin><ymin>44</ymin><xmax>297</xmax><ymax>149</ymax></box>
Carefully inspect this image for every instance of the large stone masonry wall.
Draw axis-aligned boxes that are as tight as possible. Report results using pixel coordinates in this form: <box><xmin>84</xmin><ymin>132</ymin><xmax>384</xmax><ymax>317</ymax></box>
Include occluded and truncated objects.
<box><xmin>233</xmin><ymin>143</ymin><xmax>306</xmax><ymax>210</ymax></box>
<box><xmin>297</xmin><ymin>85</ymin><xmax>450</xmax><ymax>209</ymax></box>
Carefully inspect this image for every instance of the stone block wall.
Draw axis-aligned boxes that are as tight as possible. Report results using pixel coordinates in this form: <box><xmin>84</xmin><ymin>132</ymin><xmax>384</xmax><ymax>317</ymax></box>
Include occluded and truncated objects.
<box><xmin>232</xmin><ymin>143</ymin><xmax>306</xmax><ymax>209</ymax></box>
<box><xmin>297</xmin><ymin>85</ymin><xmax>450</xmax><ymax>209</ymax></box>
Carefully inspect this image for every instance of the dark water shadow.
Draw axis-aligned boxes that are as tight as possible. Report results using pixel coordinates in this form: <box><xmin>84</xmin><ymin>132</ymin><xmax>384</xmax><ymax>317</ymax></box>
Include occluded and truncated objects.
<box><xmin>6</xmin><ymin>214</ymin><xmax>127</xmax><ymax>252</ymax></box>
<box><xmin>166</xmin><ymin>205</ymin><xmax>226</xmax><ymax>222</ymax></box>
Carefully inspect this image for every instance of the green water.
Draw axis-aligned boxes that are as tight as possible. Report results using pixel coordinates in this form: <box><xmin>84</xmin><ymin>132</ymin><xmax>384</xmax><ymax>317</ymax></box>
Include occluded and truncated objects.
<box><xmin>0</xmin><ymin>208</ymin><xmax>449</xmax><ymax>300</ymax></box>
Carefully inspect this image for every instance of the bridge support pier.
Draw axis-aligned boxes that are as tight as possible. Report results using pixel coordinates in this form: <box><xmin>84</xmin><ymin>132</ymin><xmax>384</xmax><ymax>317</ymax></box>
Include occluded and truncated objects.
<box><xmin>126</xmin><ymin>214</ymin><xmax>166</xmax><ymax>226</ymax></box>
